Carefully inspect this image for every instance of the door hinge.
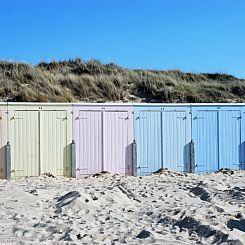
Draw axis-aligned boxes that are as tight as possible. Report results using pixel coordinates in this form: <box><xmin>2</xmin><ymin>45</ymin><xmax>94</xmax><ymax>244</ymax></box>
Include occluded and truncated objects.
<box><xmin>137</xmin><ymin>116</ymin><xmax>148</xmax><ymax>120</ymax></box>
<box><xmin>12</xmin><ymin>116</ymin><xmax>24</xmax><ymax>120</ymax></box>
<box><xmin>119</xmin><ymin>116</ymin><xmax>129</xmax><ymax>120</ymax></box>
<box><xmin>193</xmin><ymin>116</ymin><xmax>204</xmax><ymax>120</ymax></box>
<box><xmin>57</xmin><ymin>116</ymin><xmax>67</xmax><ymax>120</ymax></box>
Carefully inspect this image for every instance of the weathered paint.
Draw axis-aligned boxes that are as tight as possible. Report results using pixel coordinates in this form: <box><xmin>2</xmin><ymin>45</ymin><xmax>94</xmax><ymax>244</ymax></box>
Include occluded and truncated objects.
<box><xmin>0</xmin><ymin>105</ymin><xmax>8</xmax><ymax>179</ymax></box>
<box><xmin>192</xmin><ymin>105</ymin><xmax>244</xmax><ymax>173</ymax></box>
<box><xmin>8</xmin><ymin>104</ymin><xmax>72</xmax><ymax>177</ymax></box>
<box><xmin>134</xmin><ymin>105</ymin><xmax>192</xmax><ymax>175</ymax></box>
<box><xmin>73</xmin><ymin>105</ymin><xmax>134</xmax><ymax>176</ymax></box>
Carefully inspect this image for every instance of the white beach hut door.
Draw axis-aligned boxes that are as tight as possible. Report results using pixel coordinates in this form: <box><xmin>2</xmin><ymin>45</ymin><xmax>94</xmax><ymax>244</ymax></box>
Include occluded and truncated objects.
<box><xmin>78</xmin><ymin>110</ymin><xmax>103</xmax><ymax>176</ymax></box>
<box><xmin>40</xmin><ymin>110</ymin><xmax>69</xmax><ymax>176</ymax></box>
<box><xmin>103</xmin><ymin>111</ymin><xmax>132</xmax><ymax>174</ymax></box>
<box><xmin>12</xmin><ymin>110</ymin><xmax>40</xmax><ymax>177</ymax></box>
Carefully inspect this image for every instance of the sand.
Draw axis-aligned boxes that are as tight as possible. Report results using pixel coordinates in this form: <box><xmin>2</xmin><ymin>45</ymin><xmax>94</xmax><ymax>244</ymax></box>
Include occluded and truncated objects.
<box><xmin>0</xmin><ymin>169</ymin><xmax>244</xmax><ymax>244</ymax></box>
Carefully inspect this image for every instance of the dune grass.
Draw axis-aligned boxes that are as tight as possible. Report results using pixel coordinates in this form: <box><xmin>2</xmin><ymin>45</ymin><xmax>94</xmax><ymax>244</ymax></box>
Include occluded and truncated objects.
<box><xmin>0</xmin><ymin>59</ymin><xmax>244</xmax><ymax>102</ymax></box>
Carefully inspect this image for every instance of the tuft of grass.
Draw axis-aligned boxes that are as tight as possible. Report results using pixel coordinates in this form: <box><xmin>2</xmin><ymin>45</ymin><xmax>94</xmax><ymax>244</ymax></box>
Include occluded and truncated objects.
<box><xmin>0</xmin><ymin>59</ymin><xmax>244</xmax><ymax>102</ymax></box>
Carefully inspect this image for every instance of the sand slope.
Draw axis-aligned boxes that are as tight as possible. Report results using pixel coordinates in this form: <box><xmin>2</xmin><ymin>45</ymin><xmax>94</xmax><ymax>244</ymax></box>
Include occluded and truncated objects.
<box><xmin>0</xmin><ymin>170</ymin><xmax>244</xmax><ymax>244</ymax></box>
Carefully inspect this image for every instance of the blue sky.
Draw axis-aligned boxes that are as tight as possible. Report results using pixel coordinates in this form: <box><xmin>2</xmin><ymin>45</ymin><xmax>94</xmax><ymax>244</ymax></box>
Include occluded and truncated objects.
<box><xmin>0</xmin><ymin>0</ymin><xmax>244</xmax><ymax>78</ymax></box>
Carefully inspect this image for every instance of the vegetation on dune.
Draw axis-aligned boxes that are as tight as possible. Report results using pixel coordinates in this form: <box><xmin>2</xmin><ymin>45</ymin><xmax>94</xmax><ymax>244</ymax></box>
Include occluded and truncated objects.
<box><xmin>0</xmin><ymin>58</ymin><xmax>244</xmax><ymax>102</ymax></box>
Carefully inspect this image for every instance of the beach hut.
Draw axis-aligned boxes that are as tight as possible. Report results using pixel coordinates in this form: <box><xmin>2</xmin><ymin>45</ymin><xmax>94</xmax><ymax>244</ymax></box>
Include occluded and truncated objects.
<box><xmin>3</xmin><ymin>102</ymin><xmax>244</xmax><ymax>179</ymax></box>
<box><xmin>8</xmin><ymin>103</ymin><xmax>72</xmax><ymax>177</ymax></box>
<box><xmin>73</xmin><ymin>104</ymin><xmax>134</xmax><ymax>177</ymax></box>
<box><xmin>191</xmin><ymin>104</ymin><xmax>245</xmax><ymax>173</ymax></box>
<box><xmin>0</xmin><ymin>104</ymin><xmax>8</xmax><ymax>179</ymax></box>
<box><xmin>134</xmin><ymin>104</ymin><xmax>192</xmax><ymax>175</ymax></box>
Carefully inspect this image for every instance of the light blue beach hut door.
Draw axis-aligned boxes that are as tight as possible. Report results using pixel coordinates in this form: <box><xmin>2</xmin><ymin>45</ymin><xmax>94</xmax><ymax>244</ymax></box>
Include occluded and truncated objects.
<box><xmin>193</xmin><ymin>110</ymin><xmax>219</xmax><ymax>173</ymax></box>
<box><xmin>136</xmin><ymin>110</ymin><xmax>162</xmax><ymax>175</ymax></box>
<box><xmin>162</xmin><ymin>111</ymin><xmax>189</xmax><ymax>172</ymax></box>
<box><xmin>136</xmin><ymin>109</ymin><xmax>191</xmax><ymax>175</ymax></box>
<box><xmin>218</xmin><ymin>110</ymin><xmax>241</xmax><ymax>170</ymax></box>
<box><xmin>193</xmin><ymin>109</ymin><xmax>242</xmax><ymax>173</ymax></box>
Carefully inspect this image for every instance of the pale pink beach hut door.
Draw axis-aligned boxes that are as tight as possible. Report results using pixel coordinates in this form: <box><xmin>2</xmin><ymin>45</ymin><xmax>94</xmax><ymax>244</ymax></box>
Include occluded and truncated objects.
<box><xmin>75</xmin><ymin>107</ymin><xmax>134</xmax><ymax>176</ymax></box>
<box><xmin>103</xmin><ymin>110</ymin><xmax>133</xmax><ymax>175</ymax></box>
<box><xmin>77</xmin><ymin>110</ymin><xmax>103</xmax><ymax>175</ymax></box>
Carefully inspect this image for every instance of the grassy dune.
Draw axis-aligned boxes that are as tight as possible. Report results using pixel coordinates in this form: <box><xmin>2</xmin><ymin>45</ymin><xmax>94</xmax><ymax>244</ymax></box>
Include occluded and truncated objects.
<box><xmin>0</xmin><ymin>59</ymin><xmax>244</xmax><ymax>102</ymax></box>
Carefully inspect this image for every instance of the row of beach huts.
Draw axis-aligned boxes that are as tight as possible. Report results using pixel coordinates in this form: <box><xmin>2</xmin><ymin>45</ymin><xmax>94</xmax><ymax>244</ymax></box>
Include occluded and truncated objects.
<box><xmin>0</xmin><ymin>103</ymin><xmax>245</xmax><ymax>179</ymax></box>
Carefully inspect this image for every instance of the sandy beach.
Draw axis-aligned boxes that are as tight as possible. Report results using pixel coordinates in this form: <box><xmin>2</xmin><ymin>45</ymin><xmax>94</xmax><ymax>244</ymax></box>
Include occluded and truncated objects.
<box><xmin>0</xmin><ymin>169</ymin><xmax>244</xmax><ymax>244</ymax></box>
